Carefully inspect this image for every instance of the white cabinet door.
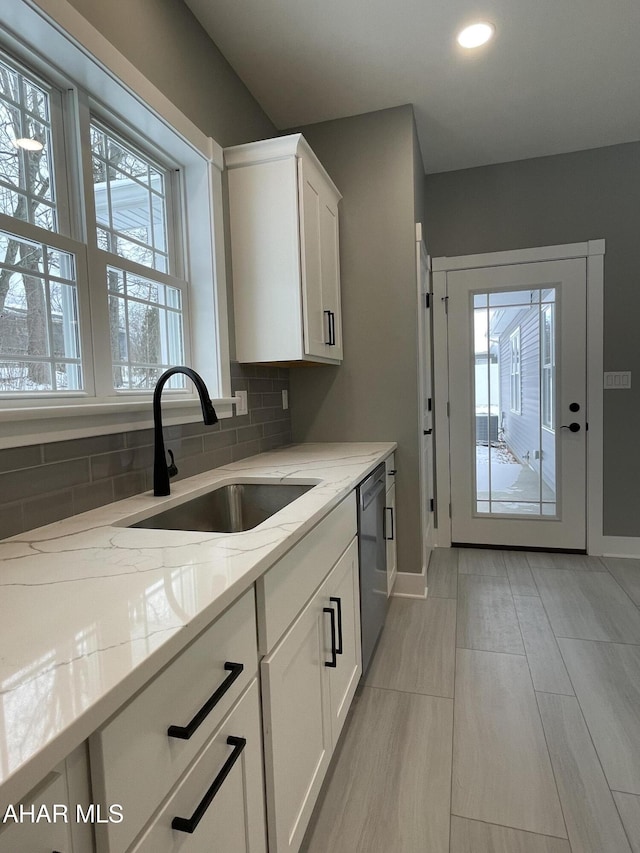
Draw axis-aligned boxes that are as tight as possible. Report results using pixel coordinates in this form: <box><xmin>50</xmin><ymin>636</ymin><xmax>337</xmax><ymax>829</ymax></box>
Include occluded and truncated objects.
<box><xmin>324</xmin><ymin>538</ymin><xmax>361</xmax><ymax>744</ymax></box>
<box><xmin>319</xmin><ymin>182</ymin><xmax>342</xmax><ymax>359</ymax></box>
<box><xmin>385</xmin><ymin>484</ymin><xmax>397</xmax><ymax>596</ymax></box>
<box><xmin>299</xmin><ymin>156</ymin><xmax>327</xmax><ymax>359</ymax></box>
<box><xmin>261</xmin><ymin>590</ymin><xmax>332</xmax><ymax>853</ymax></box>
<box><xmin>130</xmin><ymin>679</ymin><xmax>266</xmax><ymax>853</ymax></box>
<box><xmin>0</xmin><ymin>769</ymin><xmax>75</xmax><ymax>853</ymax></box>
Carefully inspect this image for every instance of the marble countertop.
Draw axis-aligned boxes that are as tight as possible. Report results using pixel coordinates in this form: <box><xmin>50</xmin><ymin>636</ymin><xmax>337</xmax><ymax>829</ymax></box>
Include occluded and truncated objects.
<box><xmin>0</xmin><ymin>441</ymin><xmax>395</xmax><ymax>808</ymax></box>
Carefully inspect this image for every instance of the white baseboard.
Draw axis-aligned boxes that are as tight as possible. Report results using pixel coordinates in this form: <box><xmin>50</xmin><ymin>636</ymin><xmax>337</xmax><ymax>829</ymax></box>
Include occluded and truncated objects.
<box><xmin>392</xmin><ymin>567</ymin><xmax>428</xmax><ymax>598</ymax></box>
<box><xmin>598</xmin><ymin>536</ymin><xmax>640</xmax><ymax>558</ymax></box>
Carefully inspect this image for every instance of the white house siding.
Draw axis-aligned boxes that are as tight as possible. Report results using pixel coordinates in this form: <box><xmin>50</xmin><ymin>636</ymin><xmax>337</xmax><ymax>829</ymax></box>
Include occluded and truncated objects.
<box><xmin>499</xmin><ymin>307</ymin><xmax>556</xmax><ymax>494</ymax></box>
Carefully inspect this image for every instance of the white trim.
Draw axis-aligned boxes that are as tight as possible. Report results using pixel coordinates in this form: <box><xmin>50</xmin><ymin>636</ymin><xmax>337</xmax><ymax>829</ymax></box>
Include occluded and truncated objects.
<box><xmin>392</xmin><ymin>569</ymin><xmax>428</xmax><ymax>599</ymax></box>
<box><xmin>0</xmin><ymin>398</ymin><xmax>236</xmax><ymax>449</ymax></box>
<box><xmin>432</xmin><ymin>240</ymin><xmax>605</xmax><ymax>272</ymax></box>
<box><xmin>432</xmin><ymin>240</ymin><xmax>605</xmax><ymax>554</ymax></box>
<box><xmin>599</xmin><ymin>537</ymin><xmax>640</xmax><ymax>559</ymax></box>
<box><xmin>586</xmin><ymin>250</ymin><xmax>605</xmax><ymax>555</ymax></box>
<box><xmin>432</xmin><ymin>270</ymin><xmax>452</xmax><ymax>547</ymax></box>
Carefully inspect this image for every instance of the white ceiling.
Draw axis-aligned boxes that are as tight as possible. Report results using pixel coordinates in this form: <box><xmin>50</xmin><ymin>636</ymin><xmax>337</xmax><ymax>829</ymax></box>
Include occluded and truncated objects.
<box><xmin>184</xmin><ymin>0</ymin><xmax>640</xmax><ymax>173</ymax></box>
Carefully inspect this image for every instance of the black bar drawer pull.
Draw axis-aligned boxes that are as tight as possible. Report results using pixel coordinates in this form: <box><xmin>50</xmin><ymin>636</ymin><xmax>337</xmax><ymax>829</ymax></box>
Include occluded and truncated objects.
<box><xmin>384</xmin><ymin>507</ymin><xmax>395</xmax><ymax>541</ymax></box>
<box><xmin>172</xmin><ymin>736</ymin><xmax>246</xmax><ymax>834</ymax></box>
<box><xmin>330</xmin><ymin>596</ymin><xmax>343</xmax><ymax>655</ymax></box>
<box><xmin>324</xmin><ymin>607</ymin><xmax>337</xmax><ymax>667</ymax></box>
<box><xmin>168</xmin><ymin>662</ymin><xmax>243</xmax><ymax>740</ymax></box>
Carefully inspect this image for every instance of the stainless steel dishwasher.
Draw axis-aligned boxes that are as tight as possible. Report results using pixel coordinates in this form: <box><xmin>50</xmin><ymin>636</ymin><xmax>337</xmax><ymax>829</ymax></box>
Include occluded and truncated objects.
<box><xmin>357</xmin><ymin>463</ymin><xmax>389</xmax><ymax>673</ymax></box>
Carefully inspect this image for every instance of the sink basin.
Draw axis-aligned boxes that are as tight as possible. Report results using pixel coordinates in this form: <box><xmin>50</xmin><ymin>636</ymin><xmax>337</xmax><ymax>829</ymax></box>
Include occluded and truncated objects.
<box><xmin>129</xmin><ymin>482</ymin><xmax>314</xmax><ymax>533</ymax></box>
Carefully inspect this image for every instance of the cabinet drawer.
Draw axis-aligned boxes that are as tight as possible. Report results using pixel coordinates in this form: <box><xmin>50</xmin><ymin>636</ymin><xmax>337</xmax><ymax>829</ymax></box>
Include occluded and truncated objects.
<box><xmin>0</xmin><ymin>767</ymin><xmax>74</xmax><ymax>853</ymax></box>
<box><xmin>256</xmin><ymin>493</ymin><xmax>357</xmax><ymax>654</ymax></box>
<box><xmin>91</xmin><ymin>588</ymin><xmax>258</xmax><ymax>853</ymax></box>
<box><xmin>130</xmin><ymin>679</ymin><xmax>266</xmax><ymax>853</ymax></box>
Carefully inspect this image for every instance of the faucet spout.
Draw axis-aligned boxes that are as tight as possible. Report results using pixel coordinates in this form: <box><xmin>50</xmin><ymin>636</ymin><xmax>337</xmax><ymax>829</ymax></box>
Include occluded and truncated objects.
<box><xmin>153</xmin><ymin>367</ymin><xmax>219</xmax><ymax>496</ymax></box>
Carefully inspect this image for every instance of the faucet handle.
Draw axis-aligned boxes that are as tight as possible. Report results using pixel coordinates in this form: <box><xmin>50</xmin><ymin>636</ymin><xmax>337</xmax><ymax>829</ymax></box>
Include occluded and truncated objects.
<box><xmin>167</xmin><ymin>449</ymin><xmax>179</xmax><ymax>479</ymax></box>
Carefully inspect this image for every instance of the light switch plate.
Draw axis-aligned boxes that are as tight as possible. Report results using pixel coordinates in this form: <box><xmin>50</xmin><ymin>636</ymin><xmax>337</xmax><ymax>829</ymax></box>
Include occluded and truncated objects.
<box><xmin>234</xmin><ymin>390</ymin><xmax>248</xmax><ymax>415</ymax></box>
<box><xmin>604</xmin><ymin>371</ymin><xmax>631</xmax><ymax>389</ymax></box>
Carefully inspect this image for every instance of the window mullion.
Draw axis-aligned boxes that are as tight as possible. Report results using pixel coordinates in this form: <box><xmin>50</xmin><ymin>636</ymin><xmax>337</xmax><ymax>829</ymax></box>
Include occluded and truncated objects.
<box><xmin>75</xmin><ymin>92</ymin><xmax>112</xmax><ymax>398</ymax></box>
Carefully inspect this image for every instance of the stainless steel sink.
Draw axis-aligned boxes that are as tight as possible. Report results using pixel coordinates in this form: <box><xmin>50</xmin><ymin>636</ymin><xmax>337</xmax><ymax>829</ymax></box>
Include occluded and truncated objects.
<box><xmin>129</xmin><ymin>482</ymin><xmax>314</xmax><ymax>533</ymax></box>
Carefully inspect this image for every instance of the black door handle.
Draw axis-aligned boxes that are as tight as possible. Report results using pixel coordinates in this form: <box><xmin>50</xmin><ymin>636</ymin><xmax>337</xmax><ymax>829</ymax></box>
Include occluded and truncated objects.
<box><xmin>329</xmin><ymin>596</ymin><xmax>343</xmax><ymax>654</ymax></box>
<box><xmin>168</xmin><ymin>662</ymin><xmax>244</xmax><ymax>739</ymax></box>
<box><xmin>172</xmin><ymin>736</ymin><xmax>246</xmax><ymax>833</ymax></box>
<box><xmin>561</xmin><ymin>423</ymin><xmax>581</xmax><ymax>432</ymax></box>
<box><xmin>324</xmin><ymin>607</ymin><xmax>338</xmax><ymax>667</ymax></box>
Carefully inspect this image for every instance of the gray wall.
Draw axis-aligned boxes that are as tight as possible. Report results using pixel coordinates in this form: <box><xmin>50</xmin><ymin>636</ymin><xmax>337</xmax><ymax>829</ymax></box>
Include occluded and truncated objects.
<box><xmin>65</xmin><ymin>0</ymin><xmax>275</xmax><ymax>146</ymax></box>
<box><xmin>289</xmin><ymin>105</ymin><xmax>424</xmax><ymax>574</ymax></box>
<box><xmin>425</xmin><ymin>141</ymin><xmax>640</xmax><ymax>537</ymax></box>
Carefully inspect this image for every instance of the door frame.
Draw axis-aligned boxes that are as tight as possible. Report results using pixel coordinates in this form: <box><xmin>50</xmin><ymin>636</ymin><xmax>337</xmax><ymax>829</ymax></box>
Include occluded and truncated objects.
<box><xmin>431</xmin><ymin>240</ymin><xmax>605</xmax><ymax>555</ymax></box>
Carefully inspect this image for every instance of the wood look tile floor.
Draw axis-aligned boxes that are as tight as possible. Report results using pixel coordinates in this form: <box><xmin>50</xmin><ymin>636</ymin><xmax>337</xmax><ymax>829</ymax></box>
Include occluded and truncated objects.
<box><xmin>301</xmin><ymin>548</ymin><xmax>640</xmax><ymax>853</ymax></box>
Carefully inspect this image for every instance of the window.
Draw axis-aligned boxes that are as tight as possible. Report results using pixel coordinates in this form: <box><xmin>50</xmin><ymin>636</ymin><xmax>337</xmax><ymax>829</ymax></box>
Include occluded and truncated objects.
<box><xmin>0</xmin><ymin>21</ymin><xmax>229</xmax><ymax>433</ymax></box>
<box><xmin>510</xmin><ymin>327</ymin><xmax>521</xmax><ymax>414</ymax></box>
<box><xmin>541</xmin><ymin>304</ymin><xmax>555</xmax><ymax>430</ymax></box>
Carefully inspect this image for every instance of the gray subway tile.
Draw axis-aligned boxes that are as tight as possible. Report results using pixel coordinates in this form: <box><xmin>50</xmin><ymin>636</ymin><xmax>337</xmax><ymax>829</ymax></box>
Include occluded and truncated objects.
<box><xmin>124</xmin><ymin>428</ymin><xmax>155</xmax><ymax>448</ymax></box>
<box><xmin>0</xmin><ymin>501</ymin><xmax>24</xmax><ymax>540</ymax></box>
<box><xmin>232</xmin><ymin>439</ymin><xmax>263</xmax><ymax>462</ymax></box>
<box><xmin>262</xmin><ymin>391</ymin><xmax>283</xmax><ymax>408</ymax></box>
<box><xmin>236</xmin><ymin>424</ymin><xmax>263</xmax><ymax>443</ymax></box>
<box><xmin>0</xmin><ymin>444</ymin><xmax>43</xmax><ymax>473</ymax></box>
<box><xmin>262</xmin><ymin>418</ymin><xmax>291</xmax><ymax>437</ymax></box>
<box><xmin>247</xmin><ymin>393</ymin><xmax>263</xmax><ymax>410</ymax></box>
<box><xmin>23</xmin><ymin>489</ymin><xmax>74</xmax><ymax>531</ymax></box>
<box><xmin>72</xmin><ymin>479</ymin><xmax>115</xmax><ymax>514</ymax></box>
<box><xmin>250</xmin><ymin>406</ymin><xmax>282</xmax><ymax>425</ymax></box>
<box><xmin>248</xmin><ymin>377</ymin><xmax>274</xmax><ymax>393</ymax></box>
<box><xmin>113</xmin><ymin>471</ymin><xmax>148</xmax><ymax>501</ymax></box>
<box><xmin>260</xmin><ymin>434</ymin><xmax>291</xmax><ymax>453</ymax></box>
<box><xmin>203</xmin><ymin>430</ymin><xmax>238</xmax><ymax>452</ymax></box>
<box><xmin>231</xmin><ymin>376</ymin><xmax>249</xmax><ymax>392</ymax></box>
<box><xmin>43</xmin><ymin>433</ymin><xmax>125</xmax><ymax>463</ymax></box>
<box><xmin>0</xmin><ymin>458</ymin><xmax>90</xmax><ymax>502</ymax></box>
<box><xmin>173</xmin><ymin>447</ymin><xmax>234</xmax><ymax>481</ymax></box>
<box><xmin>90</xmin><ymin>446</ymin><xmax>153</xmax><ymax>481</ymax></box>
<box><xmin>222</xmin><ymin>414</ymin><xmax>250</xmax><ymax>430</ymax></box>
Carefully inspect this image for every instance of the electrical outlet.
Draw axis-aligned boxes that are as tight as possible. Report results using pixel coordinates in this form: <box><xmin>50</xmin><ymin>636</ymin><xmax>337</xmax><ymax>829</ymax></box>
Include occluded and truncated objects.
<box><xmin>282</xmin><ymin>389</ymin><xmax>289</xmax><ymax>410</ymax></box>
<box><xmin>234</xmin><ymin>390</ymin><xmax>248</xmax><ymax>416</ymax></box>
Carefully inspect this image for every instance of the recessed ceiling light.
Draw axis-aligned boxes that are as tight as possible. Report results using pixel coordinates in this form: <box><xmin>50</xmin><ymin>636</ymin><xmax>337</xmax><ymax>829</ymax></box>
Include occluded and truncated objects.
<box><xmin>457</xmin><ymin>22</ymin><xmax>495</xmax><ymax>49</ymax></box>
<box><xmin>13</xmin><ymin>137</ymin><xmax>44</xmax><ymax>151</ymax></box>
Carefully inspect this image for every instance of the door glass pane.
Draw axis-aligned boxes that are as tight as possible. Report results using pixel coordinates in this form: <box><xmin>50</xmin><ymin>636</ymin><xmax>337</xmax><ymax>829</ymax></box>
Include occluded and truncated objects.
<box><xmin>473</xmin><ymin>287</ymin><xmax>557</xmax><ymax>517</ymax></box>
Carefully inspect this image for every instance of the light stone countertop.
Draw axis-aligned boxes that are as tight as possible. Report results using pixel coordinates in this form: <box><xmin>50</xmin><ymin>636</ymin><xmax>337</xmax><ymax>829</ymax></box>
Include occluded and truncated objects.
<box><xmin>0</xmin><ymin>441</ymin><xmax>395</xmax><ymax>809</ymax></box>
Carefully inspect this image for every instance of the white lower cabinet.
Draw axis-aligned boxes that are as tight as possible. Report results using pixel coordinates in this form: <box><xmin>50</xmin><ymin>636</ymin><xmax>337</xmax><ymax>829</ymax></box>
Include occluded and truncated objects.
<box><xmin>261</xmin><ymin>536</ymin><xmax>361</xmax><ymax>853</ymax></box>
<box><xmin>0</xmin><ymin>768</ymin><xmax>74</xmax><ymax>853</ymax></box>
<box><xmin>130</xmin><ymin>679</ymin><xmax>266</xmax><ymax>853</ymax></box>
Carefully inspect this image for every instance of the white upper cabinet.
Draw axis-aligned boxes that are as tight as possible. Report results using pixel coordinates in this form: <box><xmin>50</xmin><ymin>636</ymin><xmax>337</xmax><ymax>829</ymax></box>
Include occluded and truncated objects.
<box><xmin>226</xmin><ymin>134</ymin><xmax>343</xmax><ymax>364</ymax></box>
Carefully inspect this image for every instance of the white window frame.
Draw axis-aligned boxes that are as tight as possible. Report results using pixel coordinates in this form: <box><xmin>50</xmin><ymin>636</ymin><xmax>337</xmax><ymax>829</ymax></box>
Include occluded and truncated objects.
<box><xmin>509</xmin><ymin>327</ymin><xmax>521</xmax><ymax>415</ymax></box>
<box><xmin>0</xmin><ymin>0</ymin><xmax>234</xmax><ymax>448</ymax></box>
<box><xmin>541</xmin><ymin>303</ymin><xmax>555</xmax><ymax>431</ymax></box>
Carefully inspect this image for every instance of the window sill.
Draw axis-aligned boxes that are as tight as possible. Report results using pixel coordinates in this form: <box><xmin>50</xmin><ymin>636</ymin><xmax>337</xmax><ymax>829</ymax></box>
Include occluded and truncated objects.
<box><xmin>0</xmin><ymin>397</ymin><xmax>236</xmax><ymax>449</ymax></box>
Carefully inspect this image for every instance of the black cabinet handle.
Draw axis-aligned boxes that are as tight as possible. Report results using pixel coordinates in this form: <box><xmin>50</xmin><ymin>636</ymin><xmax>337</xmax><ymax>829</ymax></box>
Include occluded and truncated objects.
<box><xmin>329</xmin><ymin>596</ymin><xmax>343</xmax><ymax>655</ymax></box>
<box><xmin>168</xmin><ymin>662</ymin><xmax>243</xmax><ymax>740</ymax></box>
<box><xmin>388</xmin><ymin>469</ymin><xmax>397</xmax><ymax>476</ymax></box>
<box><xmin>384</xmin><ymin>507</ymin><xmax>395</xmax><ymax>541</ymax></box>
<box><xmin>324</xmin><ymin>310</ymin><xmax>332</xmax><ymax>345</ymax></box>
<box><xmin>172</xmin><ymin>736</ymin><xmax>246</xmax><ymax>833</ymax></box>
<box><xmin>324</xmin><ymin>607</ymin><xmax>337</xmax><ymax>667</ymax></box>
<box><xmin>330</xmin><ymin>311</ymin><xmax>336</xmax><ymax>346</ymax></box>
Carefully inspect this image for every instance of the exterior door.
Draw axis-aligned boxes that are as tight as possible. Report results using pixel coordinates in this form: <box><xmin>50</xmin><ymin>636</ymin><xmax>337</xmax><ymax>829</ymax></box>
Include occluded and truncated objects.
<box><xmin>447</xmin><ymin>258</ymin><xmax>587</xmax><ymax>549</ymax></box>
<box><xmin>417</xmin><ymin>238</ymin><xmax>435</xmax><ymax>567</ymax></box>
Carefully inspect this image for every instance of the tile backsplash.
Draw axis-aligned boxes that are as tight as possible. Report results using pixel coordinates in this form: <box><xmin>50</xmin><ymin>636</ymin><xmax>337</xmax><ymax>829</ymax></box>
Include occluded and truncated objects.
<box><xmin>0</xmin><ymin>363</ymin><xmax>291</xmax><ymax>541</ymax></box>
